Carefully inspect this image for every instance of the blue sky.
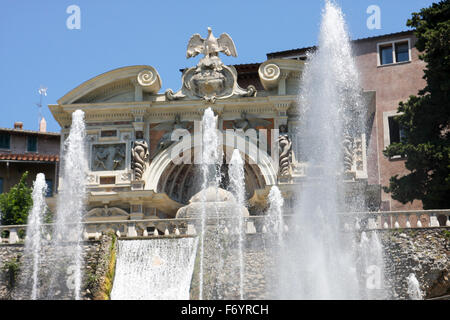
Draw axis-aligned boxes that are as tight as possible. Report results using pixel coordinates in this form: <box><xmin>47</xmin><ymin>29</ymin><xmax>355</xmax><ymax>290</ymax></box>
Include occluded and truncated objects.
<box><xmin>0</xmin><ymin>0</ymin><xmax>436</xmax><ymax>133</ymax></box>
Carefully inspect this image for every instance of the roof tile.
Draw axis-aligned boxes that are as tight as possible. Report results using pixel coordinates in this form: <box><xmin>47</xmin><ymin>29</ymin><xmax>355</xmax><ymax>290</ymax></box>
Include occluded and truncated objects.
<box><xmin>0</xmin><ymin>153</ymin><xmax>59</xmax><ymax>162</ymax></box>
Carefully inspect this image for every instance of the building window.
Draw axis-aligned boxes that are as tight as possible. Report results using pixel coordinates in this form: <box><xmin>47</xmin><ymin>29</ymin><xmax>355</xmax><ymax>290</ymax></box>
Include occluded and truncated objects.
<box><xmin>27</xmin><ymin>136</ymin><xmax>38</xmax><ymax>152</ymax></box>
<box><xmin>380</xmin><ymin>45</ymin><xmax>393</xmax><ymax>65</ymax></box>
<box><xmin>0</xmin><ymin>178</ymin><xmax>3</xmax><ymax>194</ymax></box>
<box><xmin>388</xmin><ymin>116</ymin><xmax>406</xmax><ymax>144</ymax></box>
<box><xmin>0</xmin><ymin>133</ymin><xmax>10</xmax><ymax>149</ymax></box>
<box><xmin>395</xmin><ymin>42</ymin><xmax>410</xmax><ymax>63</ymax></box>
<box><xmin>378</xmin><ymin>39</ymin><xmax>411</xmax><ymax>66</ymax></box>
<box><xmin>45</xmin><ymin>179</ymin><xmax>53</xmax><ymax>197</ymax></box>
<box><xmin>384</xmin><ymin>111</ymin><xmax>406</xmax><ymax>158</ymax></box>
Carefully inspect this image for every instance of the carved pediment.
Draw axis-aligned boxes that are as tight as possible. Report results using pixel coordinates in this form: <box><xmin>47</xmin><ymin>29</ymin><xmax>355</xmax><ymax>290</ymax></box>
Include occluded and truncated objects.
<box><xmin>58</xmin><ymin>65</ymin><xmax>162</xmax><ymax>105</ymax></box>
<box><xmin>85</xmin><ymin>206</ymin><xmax>129</xmax><ymax>221</ymax></box>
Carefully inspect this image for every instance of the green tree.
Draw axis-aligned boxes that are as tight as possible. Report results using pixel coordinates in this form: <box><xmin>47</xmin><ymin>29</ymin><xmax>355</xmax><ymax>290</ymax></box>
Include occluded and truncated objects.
<box><xmin>383</xmin><ymin>0</ymin><xmax>450</xmax><ymax>209</ymax></box>
<box><xmin>0</xmin><ymin>172</ymin><xmax>33</xmax><ymax>225</ymax></box>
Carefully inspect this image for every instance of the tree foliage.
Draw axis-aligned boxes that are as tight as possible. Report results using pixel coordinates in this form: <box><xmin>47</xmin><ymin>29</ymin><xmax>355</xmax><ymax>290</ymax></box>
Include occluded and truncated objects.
<box><xmin>0</xmin><ymin>172</ymin><xmax>32</xmax><ymax>225</ymax></box>
<box><xmin>383</xmin><ymin>0</ymin><xmax>450</xmax><ymax>209</ymax></box>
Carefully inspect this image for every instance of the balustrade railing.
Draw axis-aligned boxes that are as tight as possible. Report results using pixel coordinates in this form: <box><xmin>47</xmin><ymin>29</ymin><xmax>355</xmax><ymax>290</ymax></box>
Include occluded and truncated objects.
<box><xmin>0</xmin><ymin>210</ymin><xmax>449</xmax><ymax>244</ymax></box>
<box><xmin>338</xmin><ymin>209</ymin><xmax>450</xmax><ymax>231</ymax></box>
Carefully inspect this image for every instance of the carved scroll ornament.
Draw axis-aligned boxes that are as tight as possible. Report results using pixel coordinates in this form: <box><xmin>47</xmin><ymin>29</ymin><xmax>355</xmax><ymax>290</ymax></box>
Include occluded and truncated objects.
<box><xmin>131</xmin><ymin>140</ymin><xmax>149</xmax><ymax>181</ymax></box>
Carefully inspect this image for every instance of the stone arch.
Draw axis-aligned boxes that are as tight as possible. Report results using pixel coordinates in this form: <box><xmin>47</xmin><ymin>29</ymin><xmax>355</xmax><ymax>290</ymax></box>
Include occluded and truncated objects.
<box><xmin>144</xmin><ymin>131</ymin><xmax>278</xmax><ymax>204</ymax></box>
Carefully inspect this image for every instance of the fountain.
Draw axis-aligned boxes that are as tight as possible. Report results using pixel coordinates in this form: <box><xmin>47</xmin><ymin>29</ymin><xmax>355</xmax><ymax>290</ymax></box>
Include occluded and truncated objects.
<box><xmin>278</xmin><ymin>1</ymin><xmax>382</xmax><ymax>299</ymax></box>
<box><xmin>407</xmin><ymin>273</ymin><xmax>423</xmax><ymax>300</ymax></box>
<box><xmin>18</xmin><ymin>173</ymin><xmax>48</xmax><ymax>300</ymax></box>
<box><xmin>358</xmin><ymin>231</ymin><xmax>386</xmax><ymax>299</ymax></box>
<box><xmin>111</xmin><ymin>238</ymin><xmax>198</xmax><ymax>300</ymax></box>
<box><xmin>199</xmin><ymin>107</ymin><xmax>222</xmax><ymax>300</ymax></box>
<box><xmin>228</xmin><ymin>149</ymin><xmax>246</xmax><ymax>299</ymax></box>
<box><xmin>47</xmin><ymin>109</ymin><xmax>87</xmax><ymax>300</ymax></box>
<box><xmin>266</xmin><ymin>186</ymin><xmax>284</xmax><ymax>246</ymax></box>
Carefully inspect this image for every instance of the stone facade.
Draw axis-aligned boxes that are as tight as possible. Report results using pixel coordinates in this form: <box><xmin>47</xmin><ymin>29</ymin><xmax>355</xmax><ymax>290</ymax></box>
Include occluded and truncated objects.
<box><xmin>48</xmin><ymin>33</ymin><xmax>375</xmax><ymax>221</ymax></box>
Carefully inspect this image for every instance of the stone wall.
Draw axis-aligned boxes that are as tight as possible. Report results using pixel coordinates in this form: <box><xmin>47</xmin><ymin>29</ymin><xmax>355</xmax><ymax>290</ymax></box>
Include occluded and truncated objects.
<box><xmin>189</xmin><ymin>229</ymin><xmax>449</xmax><ymax>300</ymax></box>
<box><xmin>0</xmin><ymin>234</ymin><xmax>113</xmax><ymax>300</ymax></box>
<box><xmin>378</xmin><ymin>228</ymin><xmax>450</xmax><ymax>299</ymax></box>
<box><xmin>0</xmin><ymin>229</ymin><xmax>448</xmax><ymax>300</ymax></box>
<box><xmin>189</xmin><ymin>233</ymin><xmax>277</xmax><ymax>300</ymax></box>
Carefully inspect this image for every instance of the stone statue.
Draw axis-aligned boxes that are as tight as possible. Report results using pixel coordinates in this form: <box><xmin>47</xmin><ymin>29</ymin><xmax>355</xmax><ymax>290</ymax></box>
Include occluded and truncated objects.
<box><xmin>165</xmin><ymin>27</ymin><xmax>257</xmax><ymax>102</ymax></box>
<box><xmin>150</xmin><ymin>115</ymin><xmax>192</xmax><ymax>159</ymax></box>
<box><xmin>131</xmin><ymin>140</ymin><xmax>149</xmax><ymax>180</ymax></box>
<box><xmin>232</xmin><ymin>112</ymin><xmax>271</xmax><ymax>131</ymax></box>
<box><xmin>187</xmin><ymin>27</ymin><xmax>237</xmax><ymax>70</ymax></box>
<box><xmin>277</xmin><ymin>125</ymin><xmax>292</xmax><ymax>178</ymax></box>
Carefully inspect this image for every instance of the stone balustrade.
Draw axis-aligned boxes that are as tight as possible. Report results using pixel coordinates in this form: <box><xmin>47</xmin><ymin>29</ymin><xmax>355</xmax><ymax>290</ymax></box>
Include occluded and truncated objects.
<box><xmin>339</xmin><ymin>209</ymin><xmax>450</xmax><ymax>231</ymax></box>
<box><xmin>0</xmin><ymin>210</ymin><xmax>448</xmax><ymax>244</ymax></box>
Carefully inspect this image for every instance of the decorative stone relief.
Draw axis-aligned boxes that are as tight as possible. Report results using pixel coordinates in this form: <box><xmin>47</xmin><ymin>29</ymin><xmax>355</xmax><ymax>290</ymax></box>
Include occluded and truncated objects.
<box><xmin>165</xmin><ymin>27</ymin><xmax>257</xmax><ymax>102</ymax></box>
<box><xmin>258</xmin><ymin>63</ymin><xmax>281</xmax><ymax>90</ymax></box>
<box><xmin>343</xmin><ymin>133</ymin><xmax>354</xmax><ymax>173</ymax></box>
<box><xmin>131</xmin><ymin>140</ymin><xmax>149</xmax><ymax>180</ymax></box>
<box><xmin>258</xmin><ymin>59</ymin><xmax>304</xmax><ymax>92</ymax></box>
<box><xmin>119</xmin><ymin>171</ymin><xmax>132</xmax><ymax>182</ymax></box>
<box><xmin>85</xmin><ymin>206</ymin><xmax>129</xmax><ymax>221</ymax></box>
<box><xmin>136</xmin><ymin>67</ymin><xmax>162</xmax><ymax>94</ymax></box>
<box><xmin>353</xmin><ymin>136</ymin><xmax>364</xmax><ymax>171</ymax></box>
<box><xmin>91</xmin><ymin>144</ymin><xmax>126</xmax><ymax>171</ymax></box>
<box><xmin>87</xmin><ymin>134</ymin><xmax>97</xmax><ymax>142</ymax></box>
<box><xmin>277</xmin><ymin>125</ymin><xmax>292</xmax><ymax>178</ymax></box>
<box><xmin>121</xmin><ymin>133</ymin><xmax>131</xmax><ymax>141</ymax></box>
<box><xmin>232</xmin><ymin>112</ymin><xmax>272</xmax><ymax>131</ymax></box>
<box><xmin>87</xmin><ymin>174</ymin><xmax>97</xmax><ymax>184</ymax></box>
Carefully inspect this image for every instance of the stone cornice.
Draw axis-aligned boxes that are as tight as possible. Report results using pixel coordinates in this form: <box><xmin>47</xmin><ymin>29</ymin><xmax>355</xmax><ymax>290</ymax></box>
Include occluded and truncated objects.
<box><xmin>49</xmin><ymin>95</ymin><xmax>298</xmax><ymax>127</ymax></box>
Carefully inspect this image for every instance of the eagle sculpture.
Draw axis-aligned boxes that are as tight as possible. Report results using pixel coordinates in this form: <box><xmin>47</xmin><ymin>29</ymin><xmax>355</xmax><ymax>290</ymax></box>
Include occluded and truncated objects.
<box><xmin>187</xmin><ymin>27</ymin><xmax>237</xmax><ymax>59</ymax></box>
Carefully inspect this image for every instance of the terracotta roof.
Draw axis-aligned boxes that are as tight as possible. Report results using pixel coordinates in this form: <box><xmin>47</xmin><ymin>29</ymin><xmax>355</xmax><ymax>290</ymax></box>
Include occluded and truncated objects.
<box><xmin>267</xmin><ymin>30</ymin><xmax>415</xmax><ymax>58</ymax></box>
<box><xmin>0</xmin><ymin>153</ymin><xmax>59</xmax><ymax>162</ymax></box>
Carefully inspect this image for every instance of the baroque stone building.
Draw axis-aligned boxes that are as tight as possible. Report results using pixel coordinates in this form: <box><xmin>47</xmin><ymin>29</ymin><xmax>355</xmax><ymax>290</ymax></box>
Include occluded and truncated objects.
<box><xmin>48</xmin><ymin>28</ymin><xmax>399</xmax><ymax>227</ymax></box>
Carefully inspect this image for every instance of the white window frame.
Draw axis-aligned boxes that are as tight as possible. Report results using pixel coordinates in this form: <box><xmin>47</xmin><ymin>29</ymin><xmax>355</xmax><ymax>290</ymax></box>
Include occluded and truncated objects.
<box><xmin>377</xmin><ymin>38</ymin><xmax>412</xmax><ymax>67</ymax></box>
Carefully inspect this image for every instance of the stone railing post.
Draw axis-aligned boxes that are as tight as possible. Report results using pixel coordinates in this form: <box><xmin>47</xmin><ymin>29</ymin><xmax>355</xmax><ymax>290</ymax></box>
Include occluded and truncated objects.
<box><xmin>416</xmin><ymin>214</ymin><xmax>423</xmax><ymax>228</ymax></box>
<box><xmin>127</xmin><ymin>222</ymin><xmax>137</xmax><ymax>237</ymax></box>
<box><xmin>429</xmin><ymin>212</ymin><xmax>440</xmax><ymax>227</ymax></box>
<box><xmin>367</xmin><ymin>214</ymin><xmax>377</xmax><ymax>229</ymax></box>
<box><xmin>8</xmin><ymin>228</ymin><xmax>19</xmax><ymax>244</ymax></box>
<box><xmin>394</xmin><ymin>215</ymin><xmax>400</xmax><ymax>229</ymax></box>
<box><xmin>405</xmin><ymin>214</ymin><xmax>412</xmax><ymax>228</ymax></box>
<box><xmin>246</xmin><ymin>219</ymin><xmax>256</xmax><ymax>234</ymax></box>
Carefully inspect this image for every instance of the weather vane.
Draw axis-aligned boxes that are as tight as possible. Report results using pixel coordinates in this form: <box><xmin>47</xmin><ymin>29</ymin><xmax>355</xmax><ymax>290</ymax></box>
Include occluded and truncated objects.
<box><xmin>36</xmin><ymin>85</ymin><xmax>48</xmax><ymax>129</ymax></box>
